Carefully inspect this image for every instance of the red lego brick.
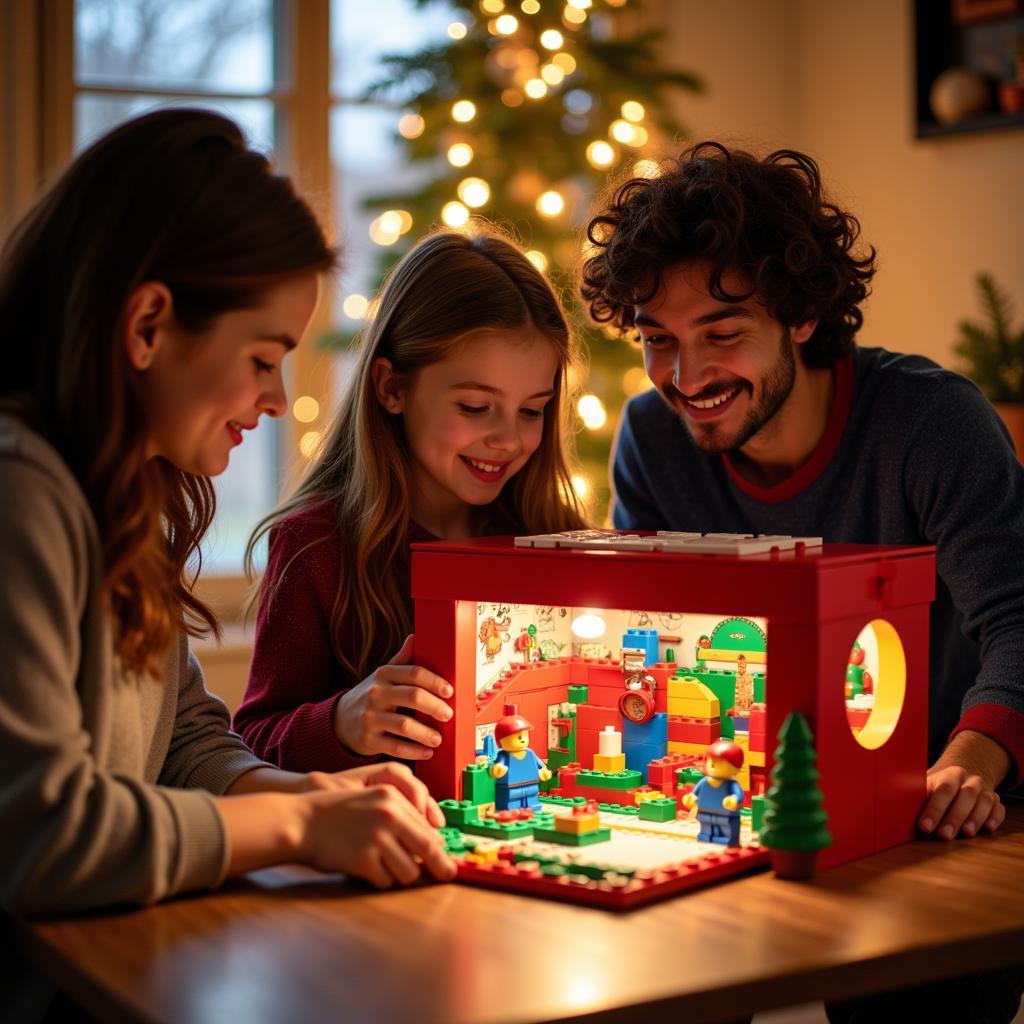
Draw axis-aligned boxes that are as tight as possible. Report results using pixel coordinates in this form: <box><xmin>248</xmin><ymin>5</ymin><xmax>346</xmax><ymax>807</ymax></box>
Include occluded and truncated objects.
<box><xmin>667</xmin><ymin>715</ymin><xmax>721</xmax><ymax>745</ymax></box>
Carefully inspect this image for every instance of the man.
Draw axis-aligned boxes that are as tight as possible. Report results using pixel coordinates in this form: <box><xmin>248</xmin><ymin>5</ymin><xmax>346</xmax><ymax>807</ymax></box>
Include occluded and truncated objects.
<box><xmin>580</xmin><ymin>141</ymin><xmax>1024</xmax><ymax>1021</ymax></box>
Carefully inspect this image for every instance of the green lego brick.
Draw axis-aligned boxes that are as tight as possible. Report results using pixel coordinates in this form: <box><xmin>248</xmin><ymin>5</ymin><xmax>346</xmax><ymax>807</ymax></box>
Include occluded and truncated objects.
<box><xmin>547</xmin><ymin>748</ymin><xmax>574</xmax><ymax>772</ymax></box>
<box><xmin>639</xmin><ymin>798</ymin><xmax>678</xmax><ymax>822</ymax></box>
<box><xmin>677</xmin><ymin>766</ymin><xmax>704</xmax><ymax>786</ymax></box>
<box><xmin>440</xmin><ymin>799</ymin><xmax>481</xmax><ymax>827</ymax></box>
<box><xmin>577</xmin><ymin>769</ymin><xmax>644</xmax><ymax>791</ymax></box>
<box><xmin>567</xmin><ymin>684</ymin><xmax>589</xmax><ymax>704</ymax></box>
<box><xmin>439</xmin><ymin>827</ymin><xmax>472</xmax><ymax>855</ymax></box>
<box><xmin>754</xmin><ymin>675</ymin><xmax>766</xmax><ymax>704</ymax></box>
<box><xmin>751</xmin><ymin>793</ymin><xmax>765</xmax><ymax>832</ymax></box>
<box><xmin>598</xmin><ymin>802</ymin><xmax>639</xmax><ymax>816</ymax></box>
<box><xmin>461</xmin><ymin>763</ymin><xmax>495</xmax><ymax>805</ymax></box>
<box><xmin>539</xmin><ymin>794</ymin><xmax>585</xmax><ymax>808</ymax></box>
<box><xmin>461</xmin><ymin>818</ymin><xmax>534</xmax><ymax>840</ymax></box>
<box><xmin>531</xmin><ymin>825</ymin><xmax>613</xmax><ymax>846</ymax></box>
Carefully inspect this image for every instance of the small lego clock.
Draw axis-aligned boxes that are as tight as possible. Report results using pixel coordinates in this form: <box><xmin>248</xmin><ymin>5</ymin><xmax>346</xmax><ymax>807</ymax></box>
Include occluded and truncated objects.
<box><xmin>618</xmin><ymin>647</ymin><xmax>657</xmax><ymax>723</ymax></box>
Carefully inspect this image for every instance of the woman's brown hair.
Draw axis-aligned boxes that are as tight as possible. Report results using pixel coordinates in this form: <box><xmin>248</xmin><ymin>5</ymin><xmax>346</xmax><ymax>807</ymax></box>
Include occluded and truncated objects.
<box><xmin>0</xmin><ymin>108</ymin><xmax>338</xmax><ymax>676</ymax></box>
<box><xmin>247</xmin><ymin>228</ymin><xmax>587</xmax><ymax>682</ymax></box>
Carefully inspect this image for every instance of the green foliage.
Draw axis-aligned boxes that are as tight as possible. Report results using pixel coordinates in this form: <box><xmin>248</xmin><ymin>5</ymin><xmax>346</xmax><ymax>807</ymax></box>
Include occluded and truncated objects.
<box><xmin>760</xmin><ymin>711</ymin><xmax>832</xmax><ymax>854</ymax></box>
<box><xmin>325</xmin><ymin>0</ymin><xmax>702</xmax><ymax>520</ymax></box>
<box><xmin>954</xmin><ymin>273</ymin><xmax>1024</xmax><ymax>404</ymax></box>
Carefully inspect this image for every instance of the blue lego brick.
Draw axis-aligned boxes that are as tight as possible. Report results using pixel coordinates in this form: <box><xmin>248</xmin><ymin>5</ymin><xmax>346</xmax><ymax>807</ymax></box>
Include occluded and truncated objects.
<box><xmin>623</xmin><ymin>713</ymin><xmax>668</xmax><ymax>781</ymax></box>
<box><xmin>623</xmin><ymin>628</ymin><xmax>659</xmax><ymax>666</ymax></box>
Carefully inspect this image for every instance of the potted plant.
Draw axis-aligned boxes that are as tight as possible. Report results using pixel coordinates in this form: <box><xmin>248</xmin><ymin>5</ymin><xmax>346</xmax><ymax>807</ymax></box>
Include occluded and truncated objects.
<box><xmin>954</xmin><ymin>273</ymin><xmax>1024</xmax><ymax>460</ymax></box>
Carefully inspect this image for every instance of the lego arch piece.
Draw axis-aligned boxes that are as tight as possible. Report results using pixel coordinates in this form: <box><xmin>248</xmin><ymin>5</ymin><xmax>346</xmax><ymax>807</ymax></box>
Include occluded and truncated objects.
<box><xmin>848</xmin><ymin>618</ymin><xmax>906</xmax><ymax>751</ymax></box>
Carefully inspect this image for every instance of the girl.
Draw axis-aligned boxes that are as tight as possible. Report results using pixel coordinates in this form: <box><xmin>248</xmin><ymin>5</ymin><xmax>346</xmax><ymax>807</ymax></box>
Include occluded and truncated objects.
<box><xmin>0</xmin><ymin>109</ymin><xmax>455</xmax><ymax>965</ymax></box>
<box><xmin>235</xmin><ymin>229</ymin><xmax>588</xmax><ymax>771</ymax></box>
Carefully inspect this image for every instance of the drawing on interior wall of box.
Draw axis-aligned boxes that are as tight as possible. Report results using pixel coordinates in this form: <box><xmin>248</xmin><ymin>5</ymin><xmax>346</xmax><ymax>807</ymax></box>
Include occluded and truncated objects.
<box><xmin>578</xmin><ymin>641</ymin><xmax>612</xmax><ymax>658</ymax></box>
<box><xmin>478</xmin><ymin>610</ymin><xmax>512</xmax><ymax>663</ymax></box>
<box><xmin>659</xmin><ymin>611</ymin><xmax>684</xmax><ymax>631</ymax></box>
<box><xmin>540</xmin><ymin>638</ymin><xmax>565</xmax><ymax>660</ymax></box>
<box><xmin>628</xmin><ymin>609</ymin><xmax>654</xmax><ymax>628</ymax></box>
<box><xmin>535</xmin><ymin>606</ymin><xmax>555</xmax><ymax>631</ymax></box>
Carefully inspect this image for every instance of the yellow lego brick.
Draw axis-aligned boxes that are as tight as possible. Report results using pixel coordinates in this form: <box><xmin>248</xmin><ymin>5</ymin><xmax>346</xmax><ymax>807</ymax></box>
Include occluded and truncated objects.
<box><xmin>633</xmin><ymin>790</ymin><xmax>663</xmax><ymax>805</ymax></box>
<box><xmin>733</xmin><ymin>733</ymin><xmax>750</xmax><ymax>751</ymax></box>
<box><xmin>667</xmin><ymin>697</ymin><xmax>721</xmax><ymax>717</ymax></box>
<box><xmin>667</xmin><ymin>678</ymin><xmax>720</xmax><ymax>714</ymax></box>
<box><xmin>593</xmin><ymin>752</ymin><xmax>626</xmax><ymax>774</ymax></box>
<box><xmin>555</xmin><ymin>813</ymin><xmax>601</xmax><ymax>834</ymax></box>
<box><xmin>747</xmin><ymin>749</ymin><xmax>766</xmax><ymax>768</ymax></box>
<box><xmin>667</xmin><ymin>740</ymin><xmax>708</xmax><ymax>757</ymax></box>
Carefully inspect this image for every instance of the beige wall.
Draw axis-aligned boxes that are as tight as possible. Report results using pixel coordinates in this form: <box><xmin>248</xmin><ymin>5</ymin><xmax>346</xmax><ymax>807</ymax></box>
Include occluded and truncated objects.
<box><xmin>659</xmin><ymin>0</ymin><xmax>1024</xmax><ymax>367</ymax></box>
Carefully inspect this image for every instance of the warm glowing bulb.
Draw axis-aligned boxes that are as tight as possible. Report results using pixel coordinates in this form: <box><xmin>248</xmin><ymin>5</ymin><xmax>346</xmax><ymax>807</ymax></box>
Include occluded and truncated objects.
<box><xmin>299</xmin><ymin>430</ymin><xmax>322</xmax><ymax>459</ymax></box>
<box><xmin>448</xmin><ymin>21</ymin><xmax>468</xmax><ymax>39</ymax></box>
<box><xmin>378</xmin><ymin>210</ymin><xmax>404</xmax><ymax>235</ymax></box>
<box><xmin>524</xmin><ymin>77</ymin><xmax>548</xmax><ymax>98</ymax></box>
<box><xmin>342</xmin><ymin>293</ymin><xmax>370</xmax><ymax>319</ymax></box>
<box><xmin>577</xmin><ymin>393</ymin><xmax>607</xmax><ymax>430</ymax></box>
<box><xmin>610</xmin><ymin>119</ymin><xmax>637</xmax><ymax>144</ymax></box>
<box><xmin>397</xmin><ymin>113</ymin><xmax>425</xmax><ymax>139</ymax></box>
<box><xmin>621</xmin><ymin>100</ymin><xmax>645</xmax><ymax>122</ymax></box>
<box><xmin>552</xmin><ymin>51</ymin><xmax>576</xmax><ymax>74</ymax></box>
<box><xmin>521</xmin><ymin>0</ymin><xmax>540</xmax><ymax>10</ymax></box>
<box><xmin>481</xmin><ymin>0</ymin><xmax>505</xmax><ymax>11</ymax></box>
<box><xmin>293</xmin><ymin>395</ymin><xmax>320</xmax><ymax>423</ymax></box>
<box><xmin>458</xmin><ymin>177</ymin><xmax>490</xmax><ymax>207</ymax></box>
<box><xmin>567</xmin><ymin>0</ymin><xmax>592</xmax><ymax>7</ymax></box>
<box><xmin>525</xmin><ymin>249</ymin><xmax>548</xmax><ymax>272</ymax></box>
<box><xmin>385</xmin><ymin>209</ymin><xmax>413</xmax><ymax>234</ymax></box>
<box><xmin>540</xmin><ymin>63</ymin><xmax>565</xmax><ymax>85</ymax></box>
<box><xmin>452</xmin><ymin>99</ymin><xmax>477</xmax><ymax>122</ymax></box>
<box><xmin>563</xmin><ymin>5</ymin><xmax>587</xmax><ymax>23</ymax></box>
<box><xmin>441</xmin><ymin>201</ymin><xmax>470</xmax><ymax>227</ymax></box>
<box><xmin>632</xmin><ymin>158</ymin><xmax>660</xmax><ymax>178</ymax></box>
<box><xmin>447</xmin><ymin>143</ymin><xmax>474</xmax><ymax>166</ymax></box>
<box><xmin>369</xmin><ymin>215</ymin><xmax>401</xmax><ymax>245</ymax></box>
<box><xmin>540</xmin><ymin>28</ymin><xmax>564</xmax><ymax>49</ymax></box>
<box><xmin>586</xmin><ymin>140</ymin><xmax>616</xmax><ymax>168</ymax></box>
<box><xmin>571</xmin><ymin>611</ymin><xmax>605</xmax><ymax>638</ymax></box>
<box><xmin>495</xmin><ymin>13</ymin><xmax>518</xmax><ymax>33</ymax></box>
<box><xmin>501</xmin><ymin>88</ymin><xmax>524</xmax><ymax>107</ymax></box>
<box><xmin>537</xmin><ymin>189</ymin><xmax>565</xmax><ymax>216</ymax></box>
<box><xmin>570</xmin><ymin>474</ymin><xmax>591</xmax><ymax>499</ymax></box>
<box><xmin>622</xmin><ymin>366</ymin><xmax>653</xmax><ymax>395</ymax></box>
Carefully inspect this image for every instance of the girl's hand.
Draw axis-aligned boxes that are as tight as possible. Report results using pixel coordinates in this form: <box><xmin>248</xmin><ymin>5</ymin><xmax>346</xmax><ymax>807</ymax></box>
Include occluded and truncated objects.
<box><xmin>333</xmin><ymin>635</ymin><xmax>453</xmax><ymax>760</ymax></box>
<box><xmin>302</xmin><ymin>762</ymin><xmax>448</xmax><ymax>828</ymax></box>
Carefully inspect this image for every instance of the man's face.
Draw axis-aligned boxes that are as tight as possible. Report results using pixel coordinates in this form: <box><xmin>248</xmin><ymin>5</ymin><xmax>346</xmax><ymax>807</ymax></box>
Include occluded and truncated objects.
<box><xmin>634</xmin><ymin>263</ymin><xmax>805</xmax><ymax>454</ymax></box>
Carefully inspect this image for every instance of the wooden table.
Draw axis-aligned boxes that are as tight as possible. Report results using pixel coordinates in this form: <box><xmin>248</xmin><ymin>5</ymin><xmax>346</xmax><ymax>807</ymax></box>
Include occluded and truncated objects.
<box><xmin>18</xmin><ymin>800</ymin><xmax>1024</xmax><ymax>1024</ymax></box>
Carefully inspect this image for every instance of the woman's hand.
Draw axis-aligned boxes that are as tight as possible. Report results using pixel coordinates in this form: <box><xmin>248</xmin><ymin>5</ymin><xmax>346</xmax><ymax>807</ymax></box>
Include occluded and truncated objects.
<box><xmin>333</xmin><ymin>635</ymin><xmax>453</xmax><ymax>760</ymax></box>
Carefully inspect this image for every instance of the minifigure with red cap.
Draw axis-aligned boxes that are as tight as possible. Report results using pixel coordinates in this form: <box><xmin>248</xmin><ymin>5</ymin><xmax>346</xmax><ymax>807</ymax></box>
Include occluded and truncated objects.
<box><xmin>489</xmin><ymin>703</ymin><xmax>552</xmax><ymax>811</ymax></box>
<box><xmin>682</xmin><ymin>739</ymin><xmax>745</xmax><ymax>846</ymax></box>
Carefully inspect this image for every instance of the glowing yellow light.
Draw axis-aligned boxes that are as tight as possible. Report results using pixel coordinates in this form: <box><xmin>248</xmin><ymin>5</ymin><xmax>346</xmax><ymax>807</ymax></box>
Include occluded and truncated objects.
<box><xmin>299</xmin><ymin>430</ymin><xmax>322</xmax><ymax>459</ymax></box>
<box><xmin>481</xmin><ymin>0</ymin><xmax>504</xmax><ymax>11</ymax></box>
<box><xmin>577</xmin><ymin>393</ymin><xmax>607</xmax><ymax>430</ymax></box>
<box><xmin>521</xmin><ymin>0</ymin><xmax>540</xmax><ymax>11</ymax></box>
<box><xmin>397</xmin><ymin>113</ymin><xmax>425</xmax><ymax>139</ymax></box>
<box><xmin>626</xmin><ymin>125</ymin><xmax>648</xmax><ymax>147</ymax></box>
<box><xmin>447</xmin><ymin>142</ymin><xmax>474</xmax><ymax>166</ymax></box>
<box><xmin>605</xmin><ymin>0</ymin><xmax>627</xmax><ymax>5</ymax></box>
<box><xmin>567</xmin><ymin>0</ymin><xmax>592</xmax><ymax>7</ymax></box>
<box><xmin>540</xmin><ymin>28</ymin><xmax>564</xmax><ymax>49</ymax></box>
<box><xmin>536</xmin><ymin>189</ymin><xmax>565</xmax><ymax>216</ymax></box>
<box><xmin>610</xmin><ymin>119</ymin><xmax>637</xmax><ymax>144</ymax></box>
<box><xmin>441</xmin><ymin>201</ymin><xmax>470</xmax><ymax>227</ymax></box>
<box><xmin>369</xmin><ymin>215</ymin><xmax>401</xmax><ymax>246</ymax></box>
<box><xmin>495</xmin><ymin>13</ymin><xmax>518</xmax><ymax>33</ymax></box>
<box><xmin>516</xmin><ymin>47</ymin><xmax>538</xmax><ymax>65</ymax></box>
<box><xmin>586</xmin><ymin>140</ymin><xmax>616</xmax><ymax>168</ymax></box>
<box><xmin>448</xmin><ymin>20</ymin><xmax>468</xmax><ymax>39</ymax></box>
<box><xmin>563</xmin><ymin>4</ymin><xmax>587</xmax><ymax>23</ymax></box>
<box><xmin>570</xmin><ymin>474</ymin><xmax>591</xmax><ymax>500</ymax></box>
<box><xmin>540</xmin><ymin>63</ymin><xmax>565</xmax><ymax>85</ymax></box>
<box><xmin>458</xmin><ymin>177</ymin><xmax>490</xmax><ymax>207</ymax></box>
<box><xmin>622</xmin><ymin>366</ymin><xmax>653</xmax><ymax>395</ymax></box>
<box><xmin>501</xmin><ymin>88</ymin><xmax>524</xmax><ymax>107</ymax></box>
<box><xmin>378</xmin><ymin>210</ymin><xmax>404</xmax><ymax>235</ymax></box>
<box><xmin>621</xmin><ymin>100</ymin><xmax>645</xmax><ymax>122</ymax></box>
<box><xmin>552</xmin><ymin>51</ymin><xmax>576</xmax><ymax>74</ymax></box>
<box><xmin>632</xmin><ymin>158</ymin><xmax>660</xmax><ymax>178</ymax></box>
<box><xmin>342</xmin><ymin>293</ymin><xmax>370</xmax><ymax>319</ymax></box>
<box><xmin>525</xmin><ymin>77</ymin><xmax>548</xmax><ymax>99</ymax></box>
<box><xmin>452</xmin><ymin>99</ymin><xmax>477</xmax><ymax>122</ymax></box>
<box><xmin>524</xmin><ymin>249</ymin><xmax>548</xmax><ymax>272</ymax></box>
<box><xmin>293</xmin><ymin>395</ymin><xmax>320</xmax><ymax>423</ymax></box>
<box><xmin>384</xmin><ymin>209</ymin><xmax>413</xmax><ymax>234</ymax></box>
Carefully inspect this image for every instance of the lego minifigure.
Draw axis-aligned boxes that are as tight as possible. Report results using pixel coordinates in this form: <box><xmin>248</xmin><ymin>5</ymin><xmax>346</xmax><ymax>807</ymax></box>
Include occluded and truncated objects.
<box><xmin>490</xmin><ymin>705</ymin><xmax>552</xmax><ymax>811</ymax></box>
<box><xmin>683</xmin><ymin>740</ymin><xmax>745</xmax><ymax>846</ymax></box>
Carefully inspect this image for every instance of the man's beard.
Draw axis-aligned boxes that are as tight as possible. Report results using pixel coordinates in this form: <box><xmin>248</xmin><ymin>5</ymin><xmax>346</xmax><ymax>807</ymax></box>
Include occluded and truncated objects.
<box><xmin>664</xmin><ymin>326</ymin><xmax>797</xmax><ymax>453</ymax></box>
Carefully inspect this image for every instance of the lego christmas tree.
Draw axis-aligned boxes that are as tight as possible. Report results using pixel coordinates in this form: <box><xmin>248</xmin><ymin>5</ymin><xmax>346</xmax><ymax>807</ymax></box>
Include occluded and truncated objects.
<box><xmin>760</xmin><ymin>711</ymin><xmax>832</xmax><ymax>879</ymax></box>
<box><xmin>332</xmin><ymin>0</ymin><xmax>700</xmax><ymax>520</ymax></box>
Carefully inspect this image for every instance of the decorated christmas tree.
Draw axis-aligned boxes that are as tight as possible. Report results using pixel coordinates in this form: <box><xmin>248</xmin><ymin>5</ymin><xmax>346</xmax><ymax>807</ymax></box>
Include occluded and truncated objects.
<box><xmin>761</xmin><ymin>711</ymin><xmax>832</xmax><ymax>879</ymax></box>
<box><xmin>341</xmin><ymin>0</ymin><xmax>701</xmax><ymax>520</ymax></box>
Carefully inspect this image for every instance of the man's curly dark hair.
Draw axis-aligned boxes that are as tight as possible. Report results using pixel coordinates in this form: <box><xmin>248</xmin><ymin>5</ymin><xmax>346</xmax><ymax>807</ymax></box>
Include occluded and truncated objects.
<box><xmin>580</xmin><ymin>141</ymin><xmax>877</xmax><ymax>368</ymax></box>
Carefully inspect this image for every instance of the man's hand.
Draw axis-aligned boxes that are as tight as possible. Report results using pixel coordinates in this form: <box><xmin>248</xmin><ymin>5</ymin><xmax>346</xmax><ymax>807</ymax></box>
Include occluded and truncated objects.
<box><xmin>919</xmin><ymin>730</ymin><xmax>1010</xmax><ymax>839</ymax></box>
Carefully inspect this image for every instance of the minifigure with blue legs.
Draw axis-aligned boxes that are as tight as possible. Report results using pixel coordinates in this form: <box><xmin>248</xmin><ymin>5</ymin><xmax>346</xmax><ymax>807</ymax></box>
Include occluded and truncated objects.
<box><xmin>683</xmin><ymin>739</ymin><xmax>745</xmax><ymax>846</ymax></box>
<box><xmin>489</xmin><ymin>704</ymin><xmax>551</xmax><ymax>812</ymax></box>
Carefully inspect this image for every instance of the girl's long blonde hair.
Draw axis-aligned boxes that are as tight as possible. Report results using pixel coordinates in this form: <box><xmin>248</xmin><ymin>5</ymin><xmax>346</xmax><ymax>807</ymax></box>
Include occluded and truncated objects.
<box><xmin>248</xmin><ymin>228</ymin><xmax>588</xmax><ymax>681</ymax></box>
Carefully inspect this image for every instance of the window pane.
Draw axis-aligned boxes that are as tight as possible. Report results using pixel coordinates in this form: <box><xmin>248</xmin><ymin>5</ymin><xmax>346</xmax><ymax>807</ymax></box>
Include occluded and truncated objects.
<box><xmin>75</xmin><ymin>0</ymin><xmax>274</xmax><ymax>94</ymax></box>
<box><xmin>330</xmin><ymin>0</ymin><xmax>454</xmax><ymax>100</ymax></box>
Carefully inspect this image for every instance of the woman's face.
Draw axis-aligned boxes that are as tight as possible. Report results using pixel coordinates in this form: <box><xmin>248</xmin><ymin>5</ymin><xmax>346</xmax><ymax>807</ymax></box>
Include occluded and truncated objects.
<box><xmin>136</xmin><ymin>274</ymin><xmax>320</xmax><ymax>477</ymax></box>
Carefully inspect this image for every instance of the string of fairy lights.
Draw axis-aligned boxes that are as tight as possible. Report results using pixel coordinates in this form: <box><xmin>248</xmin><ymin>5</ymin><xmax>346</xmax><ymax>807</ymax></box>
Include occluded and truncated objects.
<box><xmin>295</xmin><ymin>0</ymin><xmax>669</xmax><ymax>510</ymax></box>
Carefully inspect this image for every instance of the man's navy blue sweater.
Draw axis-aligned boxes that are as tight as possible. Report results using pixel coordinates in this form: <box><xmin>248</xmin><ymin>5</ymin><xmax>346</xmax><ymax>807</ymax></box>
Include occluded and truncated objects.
<box><xmin>612</xmin><ymin>346</ymin><xmax>1024</xmax><ymax>781</ymax></box>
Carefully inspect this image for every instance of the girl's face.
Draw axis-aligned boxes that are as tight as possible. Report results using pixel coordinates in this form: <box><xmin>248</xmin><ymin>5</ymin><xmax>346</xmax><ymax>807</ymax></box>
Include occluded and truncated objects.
<box><xmin>131</xmin><ymin>274</ymin><xmax>320</xmax><ymax>477</ymax></box>
<box><xmin>376</xmin><ymin>329</ymin><xmax>559</xmax><ymax>537</ymax></box>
